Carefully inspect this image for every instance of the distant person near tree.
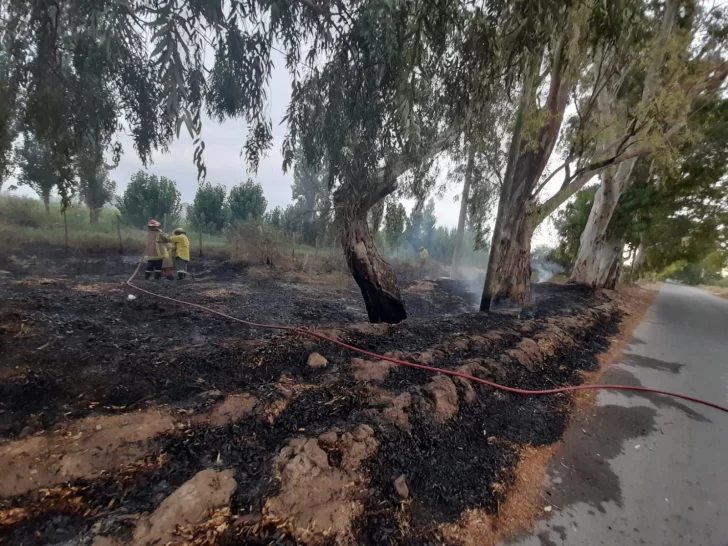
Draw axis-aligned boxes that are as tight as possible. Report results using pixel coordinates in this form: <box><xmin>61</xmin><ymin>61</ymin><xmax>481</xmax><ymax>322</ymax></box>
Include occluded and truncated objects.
<box><xmin>169</xmin><ymin>227</ymin><xmax>190</xmax><ymax>280</ymax></box>
<box><xmin>144</xmin><ymin>220</ymin><xmax>169</xmax><ymax>280</ymax></box>
<box><xmin>419</xmin><ymin>246</ymin><xmax>429</xmax><ymax>270</ymax></box>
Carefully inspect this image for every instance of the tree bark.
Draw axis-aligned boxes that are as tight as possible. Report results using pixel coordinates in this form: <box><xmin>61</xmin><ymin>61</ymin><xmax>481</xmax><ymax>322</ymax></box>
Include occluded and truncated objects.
<box><xmin>631</xmin><ymin>234</ymin><xmax>646</xmax><ymax>278</ymax></box>
<box><xmin>90</xmin><ymin>208</ymin><xmax>100</xmax><ymax>225</ymax></box>
<box><xmin>570</xmin><ymin>165</ymin><xmax>629</xmax><ymax>287</ymax></box>
<box><xmin>487</xmin><ymin>202</ymin><xmax>536</xmax><ymax>309</ymax></box>
<box><xmin>43</xmin><ymin>195</ymin><xmax>51</xmax><ymax>215</ymax></box>
<box><xmin>451</xmin><ymin>144</ymin><xmax>475</xmax><ymax>279</ymax></box>
<box><xmin>481</xmin><ymin>42</ymin><xmax>570</xmax><ymax>310</ymax></box>
<box><xmin>340</xmin><ymin>210</ymin><xmax>407</xmax><ymax>324</ymax></box>
<box><xmin>481</xmin><ymin>55</ymin><xmax>539</xmax><ymax>311</ymax></box>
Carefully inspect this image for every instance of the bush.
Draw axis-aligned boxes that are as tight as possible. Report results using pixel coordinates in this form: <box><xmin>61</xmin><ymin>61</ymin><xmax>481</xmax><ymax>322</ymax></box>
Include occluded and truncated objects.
<box><xmin>0</xmin><ymin>195</ymin><xmax>43</xmax><ymax>227</ymax></box>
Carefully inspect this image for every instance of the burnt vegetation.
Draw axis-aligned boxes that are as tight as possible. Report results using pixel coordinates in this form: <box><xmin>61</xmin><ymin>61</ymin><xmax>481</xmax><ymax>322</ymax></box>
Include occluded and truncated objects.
<box><xmin>1</xmin><ymin>248</ymin><xmax>619</xmax><ymax>545</ymax></box>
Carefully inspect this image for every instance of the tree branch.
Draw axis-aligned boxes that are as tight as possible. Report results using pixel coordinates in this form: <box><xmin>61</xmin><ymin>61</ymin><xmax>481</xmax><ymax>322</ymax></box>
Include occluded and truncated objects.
<box><xmin>531</xmin><ymin>161</ymin><xmax>566</xmax><ymax>198</ymax></box>
<box><xmin>530</xmin><ymin>168</ymin><xmax>602</xmax><ymax>226</ymax></box>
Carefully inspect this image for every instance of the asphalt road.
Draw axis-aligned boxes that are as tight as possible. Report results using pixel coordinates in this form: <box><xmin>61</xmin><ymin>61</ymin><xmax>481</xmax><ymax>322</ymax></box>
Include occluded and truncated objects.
<box><xmin>507</xmin><ymin>283</ymin><xmax>728</xmax><ymax>546</ymax></box>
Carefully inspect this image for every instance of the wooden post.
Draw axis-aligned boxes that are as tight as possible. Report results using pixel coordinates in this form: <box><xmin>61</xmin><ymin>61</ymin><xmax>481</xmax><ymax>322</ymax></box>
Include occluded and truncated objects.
<box><xmin>116</xmin><ymin>215</ymin><xmax>124</xmax><ymax>254</ymax></box>
<box><xmin>163</xmin><ymin>213</ymin><xmax>169</xmax><ymax>233</ymax></box>
<box><xmin>198</xmin><ymin>213</ymin><xmax>205</xmax><ymax>257</ymax></box>
<box><xmin>63</xmin><ymin>209</ymin><xmax>69</xmax><ymax>253</ymax></box>
<box><xmin>315</xmin><ymin>235</ymin><xmax>319</xmax><ymax>258</ymax></box>
<box><xmin>291</xmin><ymin>232</ymin><xmax>295</xmax><ymax>259</ymax></box>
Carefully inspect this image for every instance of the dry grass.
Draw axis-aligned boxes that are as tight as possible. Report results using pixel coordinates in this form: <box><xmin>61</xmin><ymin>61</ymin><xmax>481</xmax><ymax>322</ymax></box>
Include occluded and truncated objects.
<box><xmin>699</xmin><ymin>284</ymin><xmax>728</xmax><ymax>299</ymax></box>
<box><xmin>227</xmin><ymin>222</ymin><xmax>350</xmax><ymax>281</ymax></box>
<box><xmin>440</xmin><ymin>444</ymin><xmax>559</xmax><ymax>546</ymax></box>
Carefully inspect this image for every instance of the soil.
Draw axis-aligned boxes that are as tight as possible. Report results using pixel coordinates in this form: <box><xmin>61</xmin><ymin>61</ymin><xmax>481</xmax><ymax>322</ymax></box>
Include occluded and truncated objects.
<box><xmin>0</xmin><ymin>245</ymin><xmax>622</xmax><ymax>545</ymax></box>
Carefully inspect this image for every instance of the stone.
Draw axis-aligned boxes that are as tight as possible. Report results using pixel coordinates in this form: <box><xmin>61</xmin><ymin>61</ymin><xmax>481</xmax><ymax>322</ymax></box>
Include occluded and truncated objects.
<box><xmin>19</xmin><ymin>426</ymin><xmax>35</xmax><ymax>439</ymax></box>
<box><xmin>200</xmin><ymin>389</ymin><xmax>224</xmax><ymax>399</ymax></box>
<box><xmin>393</xmin><ymin>474</ymin><xmax>409</xmax><ymax>499</ymax></box>
<box><xmin>350</xmin><ymin>358</ymin><xmax>392</xmax><ymax>382</ymax></box>
<box><xmin>132</xmin><ymin>469</ymin><xmax>237</xmax><ymax>546</ymax></box>
<box><xmin>307</xmin><ymin>352</ymin><xmax>328</xmax><ymax>368</ymax></box>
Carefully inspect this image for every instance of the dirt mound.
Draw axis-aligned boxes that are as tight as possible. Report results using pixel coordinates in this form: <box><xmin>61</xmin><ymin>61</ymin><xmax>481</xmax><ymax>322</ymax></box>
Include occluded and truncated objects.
<box><xmin>266</xmin><ymin>426</ymin><xmax>378</xmax><ymax>543</ymax></box>
<box><xmin>0</xmin><ymin>411</ymin><xmax>174</xmax><ymax>497</ymax></box>
<box><xmin>132</xmin><ymin>469</ymin><xmax>237</xmax><ymax>546</ymax></box>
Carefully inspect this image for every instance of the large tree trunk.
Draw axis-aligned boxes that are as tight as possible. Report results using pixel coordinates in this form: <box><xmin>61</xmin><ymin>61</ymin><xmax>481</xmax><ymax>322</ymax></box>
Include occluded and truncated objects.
<box><xmin>570</xmin><ymin>165</ymin><xmax>630</xmax><ymax>287</ymax></box>
<box><xmin>481</xmin><ymin>55</ymin><xmax>540</xmax><ymax>311</ymax></box>
<box><xmin>340</xmin><ymin>211</ymin><xmax>407</xmax><ymax>324</ymax></box>
<box><xmin>631</xmin><ymin>234</ymin><xmax>646</xmax><ymax>280</ymax></box>
<box><xmin>43</xmin><ymin>194</ymin><xmax>51</xmax><ymax>214</ymax></box>
<box><xmin>485</xmin><ymin>201</ymin><xmax>536</xmax><ymax>309</ymax></box>
<box><xmin>482</xmin><ymin>42</ymin><xmax>571</xmax><ymax>310</ymax></box>
<box><xmin>450</xmin><ymin>144</ymin><xmax>475</xmax><ymax>279</ymax></box>
<box><xmin>90</xmin><ymin>208</ymin><xmax>100</xmax><ymax>225</ymax></box>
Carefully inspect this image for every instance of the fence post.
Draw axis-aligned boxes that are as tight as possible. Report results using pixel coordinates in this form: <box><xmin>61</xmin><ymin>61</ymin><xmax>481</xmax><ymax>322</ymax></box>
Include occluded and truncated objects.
<box><xmin>198</xmin><ymin>213</ymin><xmax>205</xmax><ymax>258</ymax></box>
<box><xmin>116</xmin><ymin>215</ymin><xmax>124</xmax><ymax>254</ymax></box>
<box><xmin>63</xmin><ymin>209</ymin><xmax>69</xmax><ymax>254</ymax></box>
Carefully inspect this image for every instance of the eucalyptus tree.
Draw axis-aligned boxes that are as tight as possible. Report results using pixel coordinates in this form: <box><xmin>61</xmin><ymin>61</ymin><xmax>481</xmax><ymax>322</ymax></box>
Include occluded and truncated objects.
<box><xmin>570</xmin><ymin>0</ymin><xmax>728</xmax><ymax>287</ymax></box>
<box><xmin>478</xmin><ymin>0</ymin><xmax>654</xmax><ymax>310</ymax></box>
<box><xmin>77</xmin><ymin>149</ymin><xmax>116</xmax><ymax>224</ymax></box>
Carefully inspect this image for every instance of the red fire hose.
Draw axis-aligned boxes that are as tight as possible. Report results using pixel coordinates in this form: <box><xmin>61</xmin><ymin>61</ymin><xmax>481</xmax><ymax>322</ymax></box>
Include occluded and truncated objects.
<box><xmin>125</xmin><ymin>258</ymin><xmax>728</xmax><ymax>414</ymax></box>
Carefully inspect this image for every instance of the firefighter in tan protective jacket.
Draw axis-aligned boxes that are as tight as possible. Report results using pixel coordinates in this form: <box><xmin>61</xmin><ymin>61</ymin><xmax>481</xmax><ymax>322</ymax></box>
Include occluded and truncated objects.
<box><xmin>144</xmin><ymin>219</ymin><xmax>169</xmax><ymax>280</ymax></box>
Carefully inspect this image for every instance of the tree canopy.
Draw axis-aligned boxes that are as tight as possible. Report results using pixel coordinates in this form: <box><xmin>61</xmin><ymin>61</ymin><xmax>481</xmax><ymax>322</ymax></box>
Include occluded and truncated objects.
<box><xmin>227</xmin><ymin>179</ymin><xmax>267</xmax><ymax>222</ymax></box>
<box><xmin>116</xmin><ymin>171</ymin><xmax>182</xmax><ymax>227</ymax></box>
<box><xmin>188</xmin><ymin>182</ymin><xmax>227</xmax><ymax>233</ymax></box>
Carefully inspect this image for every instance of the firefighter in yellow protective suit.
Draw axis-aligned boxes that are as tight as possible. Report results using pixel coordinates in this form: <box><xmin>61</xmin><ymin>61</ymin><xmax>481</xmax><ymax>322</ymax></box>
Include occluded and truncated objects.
<box><xmin>418</xmin><ymin>246</ymin><xmax>429</xmax><ymax>272</ymax></box>
<box><xmin>168</xmin><ymin>228</ymin><xmax>191</xmax><ymax>280</ymax></box>
<box><xmin>144</xmin><ymin>220</ymin><xmax>169</xmax><ymax>280</ymax></box>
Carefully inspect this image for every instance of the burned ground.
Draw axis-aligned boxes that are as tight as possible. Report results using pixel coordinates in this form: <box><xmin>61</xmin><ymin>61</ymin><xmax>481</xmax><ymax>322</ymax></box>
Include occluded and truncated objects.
<box><xmin>0</xmin><ymin>246</ymin><xmax>620</xmax><ymax>545</ymax></box>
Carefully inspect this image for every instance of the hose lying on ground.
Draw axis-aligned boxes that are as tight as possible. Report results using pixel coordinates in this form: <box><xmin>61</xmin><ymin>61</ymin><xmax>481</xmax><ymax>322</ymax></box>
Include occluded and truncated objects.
<box><xmin>125</xmin><ymin>258</ymin><xmax>728</xmax><ymax>414</ymax></box>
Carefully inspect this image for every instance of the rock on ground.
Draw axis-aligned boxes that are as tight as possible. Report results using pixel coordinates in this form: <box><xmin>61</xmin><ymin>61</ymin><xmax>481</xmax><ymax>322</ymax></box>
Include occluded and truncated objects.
<box><xmin>394</xmin><ymin>474</ymin><xmax>409</xmax><ymax>499</ymax></box>
<box><xmin>307</xmin><ymin>352</ymin><xmax>328</xmax><ymax>368</ymax></box>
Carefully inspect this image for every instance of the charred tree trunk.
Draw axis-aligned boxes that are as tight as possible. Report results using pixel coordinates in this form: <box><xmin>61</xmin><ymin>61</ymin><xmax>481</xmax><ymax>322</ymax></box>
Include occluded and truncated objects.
<box><xmin>451</xmin><ymin>144</ymin><xmax>475</xmax><ymax>279</ymax></box>
<box><xmin>486</xmin><ymin>202</ymin><xmax>536</xmax><ymax>309</ymax></box>
<box><xmin>570</xmin><ymin>165</ymin><xmax>629</xmax><ymax>287</ymax></box>
<box><xmin>340</xmin><ymin>211</ymin><xmax>406</xmax><ymax>323</ymax></box>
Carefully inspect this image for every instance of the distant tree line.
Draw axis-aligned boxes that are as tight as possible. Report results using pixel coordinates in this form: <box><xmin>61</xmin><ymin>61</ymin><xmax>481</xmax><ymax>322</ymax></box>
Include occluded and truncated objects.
<box><xmin>116</xmin><ymin>171</ymin><xmax>268</xmax><ymax>232</ymax></box>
